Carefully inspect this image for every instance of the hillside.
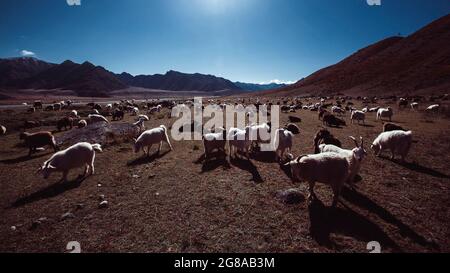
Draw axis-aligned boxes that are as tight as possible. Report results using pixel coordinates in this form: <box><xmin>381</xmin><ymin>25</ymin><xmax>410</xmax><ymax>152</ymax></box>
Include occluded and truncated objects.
<box><xmin>0</xmin><ymin>57</ymin><xmax>55</xmax><ymax>86</ymax></box>
<box><xmin>262</xmin><ymin>14</ymin><xmax>450</xmax><ymax>97</ymax></box>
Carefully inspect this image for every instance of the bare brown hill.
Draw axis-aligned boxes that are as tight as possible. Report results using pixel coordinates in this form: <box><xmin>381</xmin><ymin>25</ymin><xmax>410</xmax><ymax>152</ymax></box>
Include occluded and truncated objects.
<box><xmin>262</xmin><ymin>14</ymin><xmax>450</xmax><ymax>97</ymax></box>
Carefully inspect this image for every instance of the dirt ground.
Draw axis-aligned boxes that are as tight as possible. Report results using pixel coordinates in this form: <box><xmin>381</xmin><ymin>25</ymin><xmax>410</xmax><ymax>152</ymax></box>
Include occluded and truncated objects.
<box><xmin>0</xmin><ymin>98</ymin><xmax>449</xmax><ymax>253</ymax></box>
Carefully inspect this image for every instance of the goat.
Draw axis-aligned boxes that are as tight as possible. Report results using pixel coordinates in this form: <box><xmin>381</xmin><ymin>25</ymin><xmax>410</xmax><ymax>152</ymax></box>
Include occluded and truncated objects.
<box><xmin>0</xmin><ymin>125</ymin><xmax>6</xmax><ymax>135</ymax></box>
<box><xmin>77</xmin><ymin>120</ymin><xmax>87</xmax><ymax>129</ymax></box>
<box><xmin>57</xmin><ymin>117</ymin><xmax>73</xmax><ymax>131</ymax></box>
<box><xmin>88</xmin><ymin>114</ymin><xmax>109</xmax><ymax>124</ymax></box>
<box><xmin>274</xmin><ymin>128</ymin><xmax>293</xmax><ymax>162</ymax></box>
<box><xmin>377</xmin><ymin>107</ymin><xmax>393</xmax><ymax>122</ymax></box>
<box><xmin>203</xmin><ymin>127</ymin><xmax>227</xmax><ymax>160</ymax></box>
<box><xmin>313</xmin><ymin>129</ymin><xmax>341</xmax><ymax>154</ymax></box>
<box><xmin>133</xmin><ymin>125</ymin><xmax>173</xmax><ymax>156</ymax></box>
<box><xmin>20</xmin><ymin>131</ymin><xmax>58</xmax><ymax>156</ymax></box>
<box><xmin>228</xmin><ymin>127</ymin><xmax>252</xmax><ymax>160</ymax></box>
<box><xmin>383</xmin><ymin>122</ymin><xmax>406</xmax><ymax>132</ymax></box>
<box><xmin>286</xmin><ymin>153</ymin><xmax>351</xmax><ymax>207</ymax></box>
<box><xmin>37</xmin><ymin>142</ymin><xmax>102</xmax><ymax>181</ymax></box>
<box><xmin>351</xmin><ymin>110</ymin><xmax>366</xmax><ymax>124</ymax></box>
<box><xmin>371</xmin><ymin>130</ymin><xmax>412</xmax><ymax>162</ymax></box>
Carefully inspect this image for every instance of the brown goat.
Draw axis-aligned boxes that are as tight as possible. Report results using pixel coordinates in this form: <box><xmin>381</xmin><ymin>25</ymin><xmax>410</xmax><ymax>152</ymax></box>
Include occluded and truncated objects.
<box><xmin>20</xmin><ymin>131</ymin><xmax>58</xmax><ymax>156</ymax></box>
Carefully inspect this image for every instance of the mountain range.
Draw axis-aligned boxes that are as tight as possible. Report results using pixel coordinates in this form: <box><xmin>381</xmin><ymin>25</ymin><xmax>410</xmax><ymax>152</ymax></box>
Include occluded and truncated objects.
<box><xmin>261</xmin><ymin>13</ymin><xmax>450</xmax><ymax>97</ymax></box>
<box><xmin>0</xmin><ymin>58</ymin><xmax>286</xmax><ymax>97</ymax></box>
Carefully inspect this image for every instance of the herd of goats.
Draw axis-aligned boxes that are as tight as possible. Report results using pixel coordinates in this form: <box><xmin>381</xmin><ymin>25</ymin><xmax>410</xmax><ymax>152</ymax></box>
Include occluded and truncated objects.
<box><xmin>0</xmin><ymin>93</ymin><xmax>447</xmax><ymax>207</ymax></box>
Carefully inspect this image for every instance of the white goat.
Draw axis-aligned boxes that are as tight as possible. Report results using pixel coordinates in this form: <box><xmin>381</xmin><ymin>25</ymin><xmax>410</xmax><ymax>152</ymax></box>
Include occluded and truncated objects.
<box><xmin>78</xmin><ymin>120</ymin><xmax>87</xmax><ymax>128</ymax></box>
<box><xmin>203</xmin><ymin>127</ymin><xmax>227</xmax><ymax>160</ymax></box>
<box><xmin>410</xmin><ymin>102</ymin><xmax>419</xmax><ymax>111</ymax></box>
<box><xmin>38</xmin><ymin>142</ymin><xmax>102</xmax><ymax>181</ymax></box>
<box><xmin>351</xmin><ymin>110</ymin><xmax>366</xmax><ymax>124</ymax></box>
<box><xmin>134</xmin><ymin>125</ymin><xmax>173</xmax><ymax>156</ymax></box>
<box><xmin>228</xmin><ymin>127</ymin><xmax>252</xmax><ymax>159</ymax></box>
<box><xmin>426</xmin><ymin>104</ymin><xmax>440</xmax><ymax>113</ymax></box>
<box><xmin>377</xmin><ymin>107</ymin><xmax>393</xmax><ymax>122</ymax></box>
<box><xmin>332</xmin><ymin>106</ymin><xmax>345</xmax><ymax>115</ymax></box>
<box><xmin>286</xmin><ymin>153</ymin><xmax>351</xmax><ymax>207</ymax></box>
<box><xmin>318</xmin><ymin>136</ymin><xmax>367</xmax><ymax>186</ymax></box>
<box><xmin>371</xmin><ymin>130</ymin><xmax>412</xmax><ymax>162</ymax></box>
<box><xmin>69</xmin><ymin>110</ymin><xmax>79</xmax><ymax>119</ymax></box>
<box><xmin>0</xmin><ymin>125</ymin><xmax>5</xmax><ymax>135</ymax></box>
<box><xmin>88</xmin><ymin>114</ymin><xmax>109</xmax><ymax>124</ymax></box>
<box><xmin>274</xmin><ymin>128</ymin><xmax>293</xmax><ymax>162</ymax></box>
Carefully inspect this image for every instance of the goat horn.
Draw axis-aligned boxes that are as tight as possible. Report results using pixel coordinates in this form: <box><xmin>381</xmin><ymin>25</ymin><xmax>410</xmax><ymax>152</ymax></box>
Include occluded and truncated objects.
<box><xmin>349</xmin><ymin>136</ymin><xmax>359</xmax><ymax>148</ymax></box>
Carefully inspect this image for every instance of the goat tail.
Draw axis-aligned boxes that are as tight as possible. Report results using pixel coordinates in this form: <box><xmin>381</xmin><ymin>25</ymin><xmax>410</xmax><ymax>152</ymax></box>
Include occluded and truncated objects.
<box><xmin>92</xmin><ymin>144</ymin><xmax>103</xmax><ymax>152</ymax></box>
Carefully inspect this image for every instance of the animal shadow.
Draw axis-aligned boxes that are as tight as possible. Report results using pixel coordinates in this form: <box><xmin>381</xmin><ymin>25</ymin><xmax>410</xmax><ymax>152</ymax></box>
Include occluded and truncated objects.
<box><xmin>195</xmin><ymin>151</ymin><xmax>230</xmax><ymax>173</ymax></box>
<box><xmin>341</xmin><ymin>187</ymin><xmax>439</xmax><ymax>250</ymax></box>
<box><xmin>380</xmin><ymin>156</ymin><xmax>450</xmax><ymax>179</ymax></box>
<box><xmin>11</xmin><ymin>176</ymin><xmax>86</xmax><ymax>208</ymax></box>
<box><xmin>127</xmin><ymin>150</ymin><xmax>170</xmax><ymax>166</ymax></box>
<box><xmin>0</xmin><ymin>152</ymin><xmax>51</xmax><ymax>165</ymax></box>
<box><xmin>230</xmin><ymin>157</ymin><xmax>263</xmax><ymax>183</ymax></box>
<box><xmin>308</xmin><ymin>198</ymin><xmax>399</xmax><ymax>251</ymax></box>
<box><xmin>251</xmin><ymin>151</ymin><xmax>278</xmax><ymax>163</ymax></box>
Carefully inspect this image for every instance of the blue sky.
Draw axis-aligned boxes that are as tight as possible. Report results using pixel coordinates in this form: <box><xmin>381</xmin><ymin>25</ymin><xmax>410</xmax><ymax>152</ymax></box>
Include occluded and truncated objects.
<box><xmin>0</xmin><ymin>0</ymin><xmax>449</xmax><ymax>84</ymax></box>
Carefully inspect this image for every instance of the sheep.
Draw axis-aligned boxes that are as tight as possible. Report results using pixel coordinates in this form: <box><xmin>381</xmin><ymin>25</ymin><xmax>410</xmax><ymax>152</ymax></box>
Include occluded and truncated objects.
<box><xmin>131</xmin><ymin>107</ymin><xmax>139</xmax><ymax>116</ymax></box>
<box><xmin>37</xmin><ymin>142</ymin><xmax>102</xmax><ymax>182</ymax></box>
<box><xmin>426</xmin><ymin>104</ymin><xmax>440</xmax><ymax>113</ymax></box>
<box><xmin>284</xmin><ymin>123</ymin><xmax>300</xmax><ymax>135</ymax></box>
<box><xmin>350</xmin><ymin>110</ymin><xmax>366</xmax><ymax>124</ymax></box>
<box><xmin>371</xmin><ymin>130</ymin><xmax>412</xmax><ymax>162</ymax></box>
<box><xmin>20</xmin><ymin>131</ymin><xmax>58</xmax><ymax>156</ymax></box>
<box><xmin>313</xmin><ymin>129</ymin><xmax>341</xmax><ymax>154</ymax></box>
<box><xmin>57</xmin><ymin>117</ymin><xmax>74</xmax><ymax>131</ymax></box>
<box><xmin>0</xmin><ymin>125</ymin><xmax>6</xmax><ymax>135</ymax></box>
<box><xmin>133</xmin><ymin>125</ymin><xmax>173</xmax><ymax>156</ymax></box>
<box><xmin>383</xmin><ymin>122</ymin><xmax>406</xmax><ymax>132</ymax></box>
<box><xmin>318</xmin><ymin>136</ymin><xmax>367</xmax><ymax>187</ymax></box>
<box><xmin>410</xmin><ymin>102</ymin><xmax>419</xmax><ymax>111</ymax></box>
<box><xmin>274</xmin><ymin>128</ymin><xmax>293</xmax><ymax>162</ymax></box>
<box><xmin>228</xmin><ymin>127</ymin><xmax>252</xmax><ymax>160</ymax></box>
<box><xmin>69</xmin><ymin>110</ymin><xmax>78</xmax><ymax>119</ymax></box>
<box><xmin>112</xmin><ymin>109</ymin><xmax>125</xmax><ymax>121</ymax></box>
<box><xmin>331</xmin><ymin>106</ymin><xmax>345</xmax><ymax>115</ymax></box>
<box><xmin>247</xmin><ymin>122</ymin><xmax>271</xmax><ymax>149</ymax></box>
<box><xmin>88</xmin><ymin>114</ymin><xmax>109</xmax><ymax>124</ymax></box>
<box><xmin>285</xmin><ymin>152</ymin><xmax>351</xmax><ymax>207</ymax></box>
<box><xmin>77</xmin><ymin>120</ymin><xmax>87</xmax><ymax>129</ymax></box>
<box><xmin>377</xmin><ymin>107</ymin><xmax>393</xmax><ymax>122</ymax></box>
<box><xmin>24</xmin><ymin>120</ymin><xmax>41</xmax><ymax>129</ymax></box>
<box><xmin>203</xmin><ymin>127</ymin><xmax>227</xmax><ymax>160</ymax></box>
<box><xmin>323</xmin><ymin>113</ymin><xmax>346</xmax><ymax>127</ymax></box>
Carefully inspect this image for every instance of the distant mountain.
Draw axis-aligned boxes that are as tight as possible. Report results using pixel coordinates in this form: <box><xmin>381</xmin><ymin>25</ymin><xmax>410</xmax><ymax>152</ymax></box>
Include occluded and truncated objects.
<box><xmin>262</xmin><ymin>14</ymin><xmax>450</xmax><ymax>97</ymax></box>
<box><xmin>233</xmin><ymin>81</ymin><xmax>287</xmax><ymax>91</ymax></box>
<box><xmin>116</xmin><ymin>70</ymin><xmax>240</xmax><ymax>92</ymax></box>
<box><xmin>18</xmin><ymin>60</ymin><xmax>127</xmax><ymax>97</ymax></box>
<box><xmin>0</xmin><ymin>57</ymin><xmax>55</xmax><ymax>86</ymax></box>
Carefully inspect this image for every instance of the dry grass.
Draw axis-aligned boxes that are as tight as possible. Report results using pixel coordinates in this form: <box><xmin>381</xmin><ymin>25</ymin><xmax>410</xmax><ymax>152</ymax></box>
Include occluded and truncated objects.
<box><xmin>0</xmin><ymin>99</ymin><xmax>449</xmax><ymax>253</ymax></box>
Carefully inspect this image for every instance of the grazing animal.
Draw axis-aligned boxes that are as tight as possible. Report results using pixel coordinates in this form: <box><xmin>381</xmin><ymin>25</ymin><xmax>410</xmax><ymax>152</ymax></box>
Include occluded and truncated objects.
<box><xmin>0</xmin><ymin>125</ymin><xmax>6</xmax><ymax>135</ymax></box>
<box><xmin>371</xmin><ymin>130</ymin><xmax>412</xmax><ymax>162</ymax></box>
<box><xmin>318</xmin><ymin>136</ymin><xmax>367</xmax><ymax>186</ymax></box>
<box><xmin>323</xmin><ymin>113</ymin><xmax>346</xmax><ymax>127</ymax></box>
<box><xmin>318</xmin><ymin>109</ymin><xmax>328</xmax><ymax>120</ymax></box>
<box><xmin>331</xmin><ymin>106</ymin><xmax>345</xmax><ymax>115</ymax></box>
<box><xmin>350</xmin><ymin>110</ymin><xmax>366</xmax><ymax>124</ymax></box>
<box><xmin>274</xmin><ymin>128</ymin><xmax>293</xmax><ymax>162</ymax></box>
<box><xmin>426</xmin><ymin>104</ymin><xmax>440</xmax><ymax>113</ymax></box>
<box><xmin>398</xmin><ymin>98</ymin><xmax>408</xmax><ymax>109</ymax></box>
<box><xmin>133</xmin><ymin>125</ymin><xmax>173</xmax><ymax>156</ymax></box>
<box><xmin>69</xmin><ymin>110</ymin><xmax>79</xmax><ymax>118</ymax></box>
<box><xmin>377</xmin><ymin>107</ymin><xmax>393</xmax><ymax>122</ymax></box>
<box><xmin>45</xmin><ymin>105</ymin><xmax>54</xmax><ymax>111</ymax></box>
<box><xmin>33</xmin><ymin>101</ymin><xmax>43</xmax><ymax>109</ymax></box>
<box><xmin>27</xmin><ymin>107</ymin><xmax>36</xmax><ymax>113</ymax></box>
<box><xmin>37</xmin><ymin>142</ymin><xmax>102</xmax><ymax>181</ymax></box>
<box><xmin>248</xmin><ymin>122</ymin><xmax>272</xmax><ymax>148</ymax></box>
<box><xmin>24</xmin><ymin>121</ymin><xmax>40</xmax><ymax>129</ymax></box>
<box><xmin>57</xmin><ymin>117</ymin><xmax>73</xmax><ymax>131</ymax></box>
<box><xmin>288</xmin><ymin>116</ymin><xmax>302</xmax><ymax>123</ymax></box>
<box><xmin>228</xmin><ymin>127</ymin><xmax>252</xmax><ymax>160</ymax></box>
<box><xmin>88</xmin><ymin>114</ymin><xmax>109</xmax><ymax>124</ymax></box>
<box><xmin>77</xmin><ymin>120</ymin><xmax>87</xmax><ymax>129</ymax></box>
<box><xmin>383</xmin><ymin>123</ymin><xmax>405</xmax><ymax>132</ymax></box>
<box><xmin>112</xmin><ymin>109</ymin><xmax>125</xmax><ymax>121</ymax></box>
<box><xmin>132</xmin><ymin>119</ymin><xmax>146</xmax><ymax>134</ymax></box>
<box><xmin>286</xmin><ymin>153</ymin><xmax>350</xmax><ymax>207</ymax></box>
<box><xmin>203</xmin><ymin>127</ymin><xmax>227</xmax><ymax>160</ymax></box>
<box><xmin>410</xmin><ymin>102</ymin><xmax>419</xmax><ymax>111</ymax></box>
<box><xmin>313</xmin><ymin>129</ymin><xmax>341</xmax><ymax>154</ymax></box>
<box><xmin>284</xmin><ymin>123</ymin><xmax>300</xmax><ymax>135</ymax></box>
<box><xmin>20</xmin><ymin>131</ymin><xmax>58</xmax><ymax>156</ymax></box>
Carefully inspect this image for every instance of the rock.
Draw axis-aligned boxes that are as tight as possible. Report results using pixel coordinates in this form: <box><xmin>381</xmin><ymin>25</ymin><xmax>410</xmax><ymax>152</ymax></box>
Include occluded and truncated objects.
<box><xmin>276</xmin><ymin>189</ymin><xmax>305</xmax><ymax>205</ymax></box>
<box><xmin>61</xmin><ymin>212</ymin><xmax>75</xmax><ymax>220</ymax></box>
<box><xmin>99</xmin><ymin>200</ymin><xmax>109</xmax><ymax>208</ymax></box>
